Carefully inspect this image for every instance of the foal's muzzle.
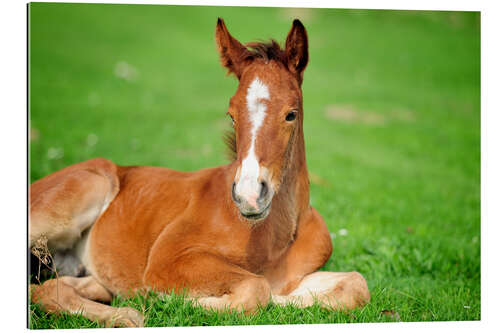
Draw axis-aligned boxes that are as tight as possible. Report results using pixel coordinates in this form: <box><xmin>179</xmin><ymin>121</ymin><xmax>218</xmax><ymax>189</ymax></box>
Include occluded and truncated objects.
<box><xmin>231</xmin><ymin>179</ymin><xmax>273</xmax><ymax>221</ymax></box>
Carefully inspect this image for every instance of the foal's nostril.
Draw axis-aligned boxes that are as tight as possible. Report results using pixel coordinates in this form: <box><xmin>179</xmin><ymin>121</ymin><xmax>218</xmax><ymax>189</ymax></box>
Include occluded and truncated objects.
<box><xmin>259</xmin><ymin>181</ymin><xmax>269</xmax><ymax>201</ymax></box>
<box><xmin>231</xmin><ymin>182</ymin><xmax>241</xmax><ymax>204</ymax></box>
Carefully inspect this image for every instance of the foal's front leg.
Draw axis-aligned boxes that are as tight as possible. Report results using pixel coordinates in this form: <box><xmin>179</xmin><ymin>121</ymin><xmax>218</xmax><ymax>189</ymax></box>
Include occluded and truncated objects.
<box><xmin>265</xmin><ymin>207</ymin><xmax>370</xmax><ymax>310</ymax></box>
<box><xmin>143</xmin><ymin>250</ymin><xmax>271</xmax><ymax>313</ymax></box>
<box><xmin>271</xmin><ymin>271</ymin><xmax>370</xmax><ymax>309</ymax></box>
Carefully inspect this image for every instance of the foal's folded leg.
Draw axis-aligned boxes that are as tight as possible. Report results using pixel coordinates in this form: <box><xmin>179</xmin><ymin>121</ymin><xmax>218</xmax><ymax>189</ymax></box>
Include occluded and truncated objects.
<box><xmin>271</xmin><ymin>271</ymin><xmax>370</xmax><ymax>310</ymax></box>
<box><xmin>30</xmin><ymin>277</ymin><xmax>144</xmax><ymax>327</ymax></box>
<box><xmin>55</xmin><ymin>275</ymin><xmax>114</xmax><ymax>303</ymax></box>
<box><xmin>29</xmin><ymin>158</ymin><xmax>119</xmax><ymax>251</ymax></box>
<box><xmin>144</xmin><ymin>251</ymin><xmax>272</xmax><ymax>313</ymax></box>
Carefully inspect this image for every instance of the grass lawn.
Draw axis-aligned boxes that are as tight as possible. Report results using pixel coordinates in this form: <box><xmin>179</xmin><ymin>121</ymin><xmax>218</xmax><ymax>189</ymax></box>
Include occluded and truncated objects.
<box><xmin>28</xmin><ymin>3</ymin><xmax>480</xmax><ymax>328</ymax></box>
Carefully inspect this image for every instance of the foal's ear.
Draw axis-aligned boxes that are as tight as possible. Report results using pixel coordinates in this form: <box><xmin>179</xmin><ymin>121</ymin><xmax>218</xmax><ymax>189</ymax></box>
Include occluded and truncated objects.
<box><xmin>215</xmin><ymin>18</ymin><xmax>248</xmax><ymax>79</ymax></box>
<box><xmin>285</xmin><ymin>19</ymin><xmax>309</xmax><ymax>85</ymax></box>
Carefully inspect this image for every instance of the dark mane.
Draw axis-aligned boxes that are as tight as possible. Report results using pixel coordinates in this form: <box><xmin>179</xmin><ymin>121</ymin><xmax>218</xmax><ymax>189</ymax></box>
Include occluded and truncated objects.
<box><xmin>242</xmin><ymin>40</ymin><xmax>287</xmax><ymax>65</ymax></box>
<box><xmin>223</xmin><ymin>129</ymin><xmax>237</xmax><ymax>162</ymax></box>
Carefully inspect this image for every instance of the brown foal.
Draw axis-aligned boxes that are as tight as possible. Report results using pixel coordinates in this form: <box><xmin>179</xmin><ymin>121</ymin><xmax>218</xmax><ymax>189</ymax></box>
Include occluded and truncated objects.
<box><xmin>29</xmin><ymin>18</ymin><xmax>370</xmax><ymax>327</ymax></box>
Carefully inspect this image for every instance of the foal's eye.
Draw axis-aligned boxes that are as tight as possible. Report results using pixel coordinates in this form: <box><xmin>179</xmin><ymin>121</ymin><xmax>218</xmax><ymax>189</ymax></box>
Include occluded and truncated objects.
<box><xmin>285</xmin><ymin>110</ymin><xmax>298</xmax><ymax>122</ymax></box>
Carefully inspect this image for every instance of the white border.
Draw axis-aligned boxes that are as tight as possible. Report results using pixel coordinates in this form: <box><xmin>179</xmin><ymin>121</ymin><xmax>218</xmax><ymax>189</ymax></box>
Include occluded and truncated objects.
<box><xmin>5</xmin><ymin>0</ymin><xmax>486</xmax><ymax>11</ymax></box>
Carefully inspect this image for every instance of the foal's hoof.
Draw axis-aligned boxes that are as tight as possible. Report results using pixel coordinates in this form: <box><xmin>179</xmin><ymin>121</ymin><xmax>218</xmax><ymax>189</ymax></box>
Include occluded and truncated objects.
<box><xmin>323</xmin><ymin>272</ymin><xmax>371</xmax><ymax>310</ymax></box>
<box><xmin>106</xmin><ymin>307</ymin><xmax>145</xmax><ymax>328</ymax></box>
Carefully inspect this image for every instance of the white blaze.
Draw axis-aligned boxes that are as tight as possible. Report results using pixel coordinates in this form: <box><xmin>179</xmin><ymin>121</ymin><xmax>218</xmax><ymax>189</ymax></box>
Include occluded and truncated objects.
<box><xmin>235</xmin><ymin>77</ymin><xmax>270</xmax><ymax>209</ymax></box>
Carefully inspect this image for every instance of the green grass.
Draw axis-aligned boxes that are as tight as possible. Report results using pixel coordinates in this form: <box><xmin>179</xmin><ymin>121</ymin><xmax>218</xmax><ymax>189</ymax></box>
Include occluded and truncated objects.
<box><xmin>28</xmin><ymin>3</ymin><xmax>480</xmax><ymax>328</ymax></box>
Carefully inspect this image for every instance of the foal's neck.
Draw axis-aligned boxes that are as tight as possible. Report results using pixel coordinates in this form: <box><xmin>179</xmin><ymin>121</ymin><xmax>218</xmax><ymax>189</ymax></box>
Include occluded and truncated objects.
<box><xmin>280</xmin><ymin>124</ymin><xmax>309</xmax><ymax>211</ymax></box>
<box><xmin>268</xmin><ymin>124</ymin><xmax>310</xmax><ymax>249</ymax></box>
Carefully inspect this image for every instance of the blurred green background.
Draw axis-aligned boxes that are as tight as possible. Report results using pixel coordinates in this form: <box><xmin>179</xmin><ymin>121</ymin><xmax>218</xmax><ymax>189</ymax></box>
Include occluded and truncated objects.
<box><xmin>29</xmin><ymin>2</ymin><xmax>480</xmax><ymax>327</ymax></box>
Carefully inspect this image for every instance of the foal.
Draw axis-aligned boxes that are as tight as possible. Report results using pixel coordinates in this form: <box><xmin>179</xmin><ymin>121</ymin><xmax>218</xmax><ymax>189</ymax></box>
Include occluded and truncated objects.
<box><xmin>29</xmin><ymin>18</ymin><xmax>370</xmax><ymax>327</ymax></box>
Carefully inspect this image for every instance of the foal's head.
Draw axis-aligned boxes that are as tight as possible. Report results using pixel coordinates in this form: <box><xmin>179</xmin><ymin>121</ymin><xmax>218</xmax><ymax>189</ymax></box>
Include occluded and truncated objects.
<box><xmin>216</xmin><ymin>18</ymin><xmax>308</xmax><ymax>222</ymax></box>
